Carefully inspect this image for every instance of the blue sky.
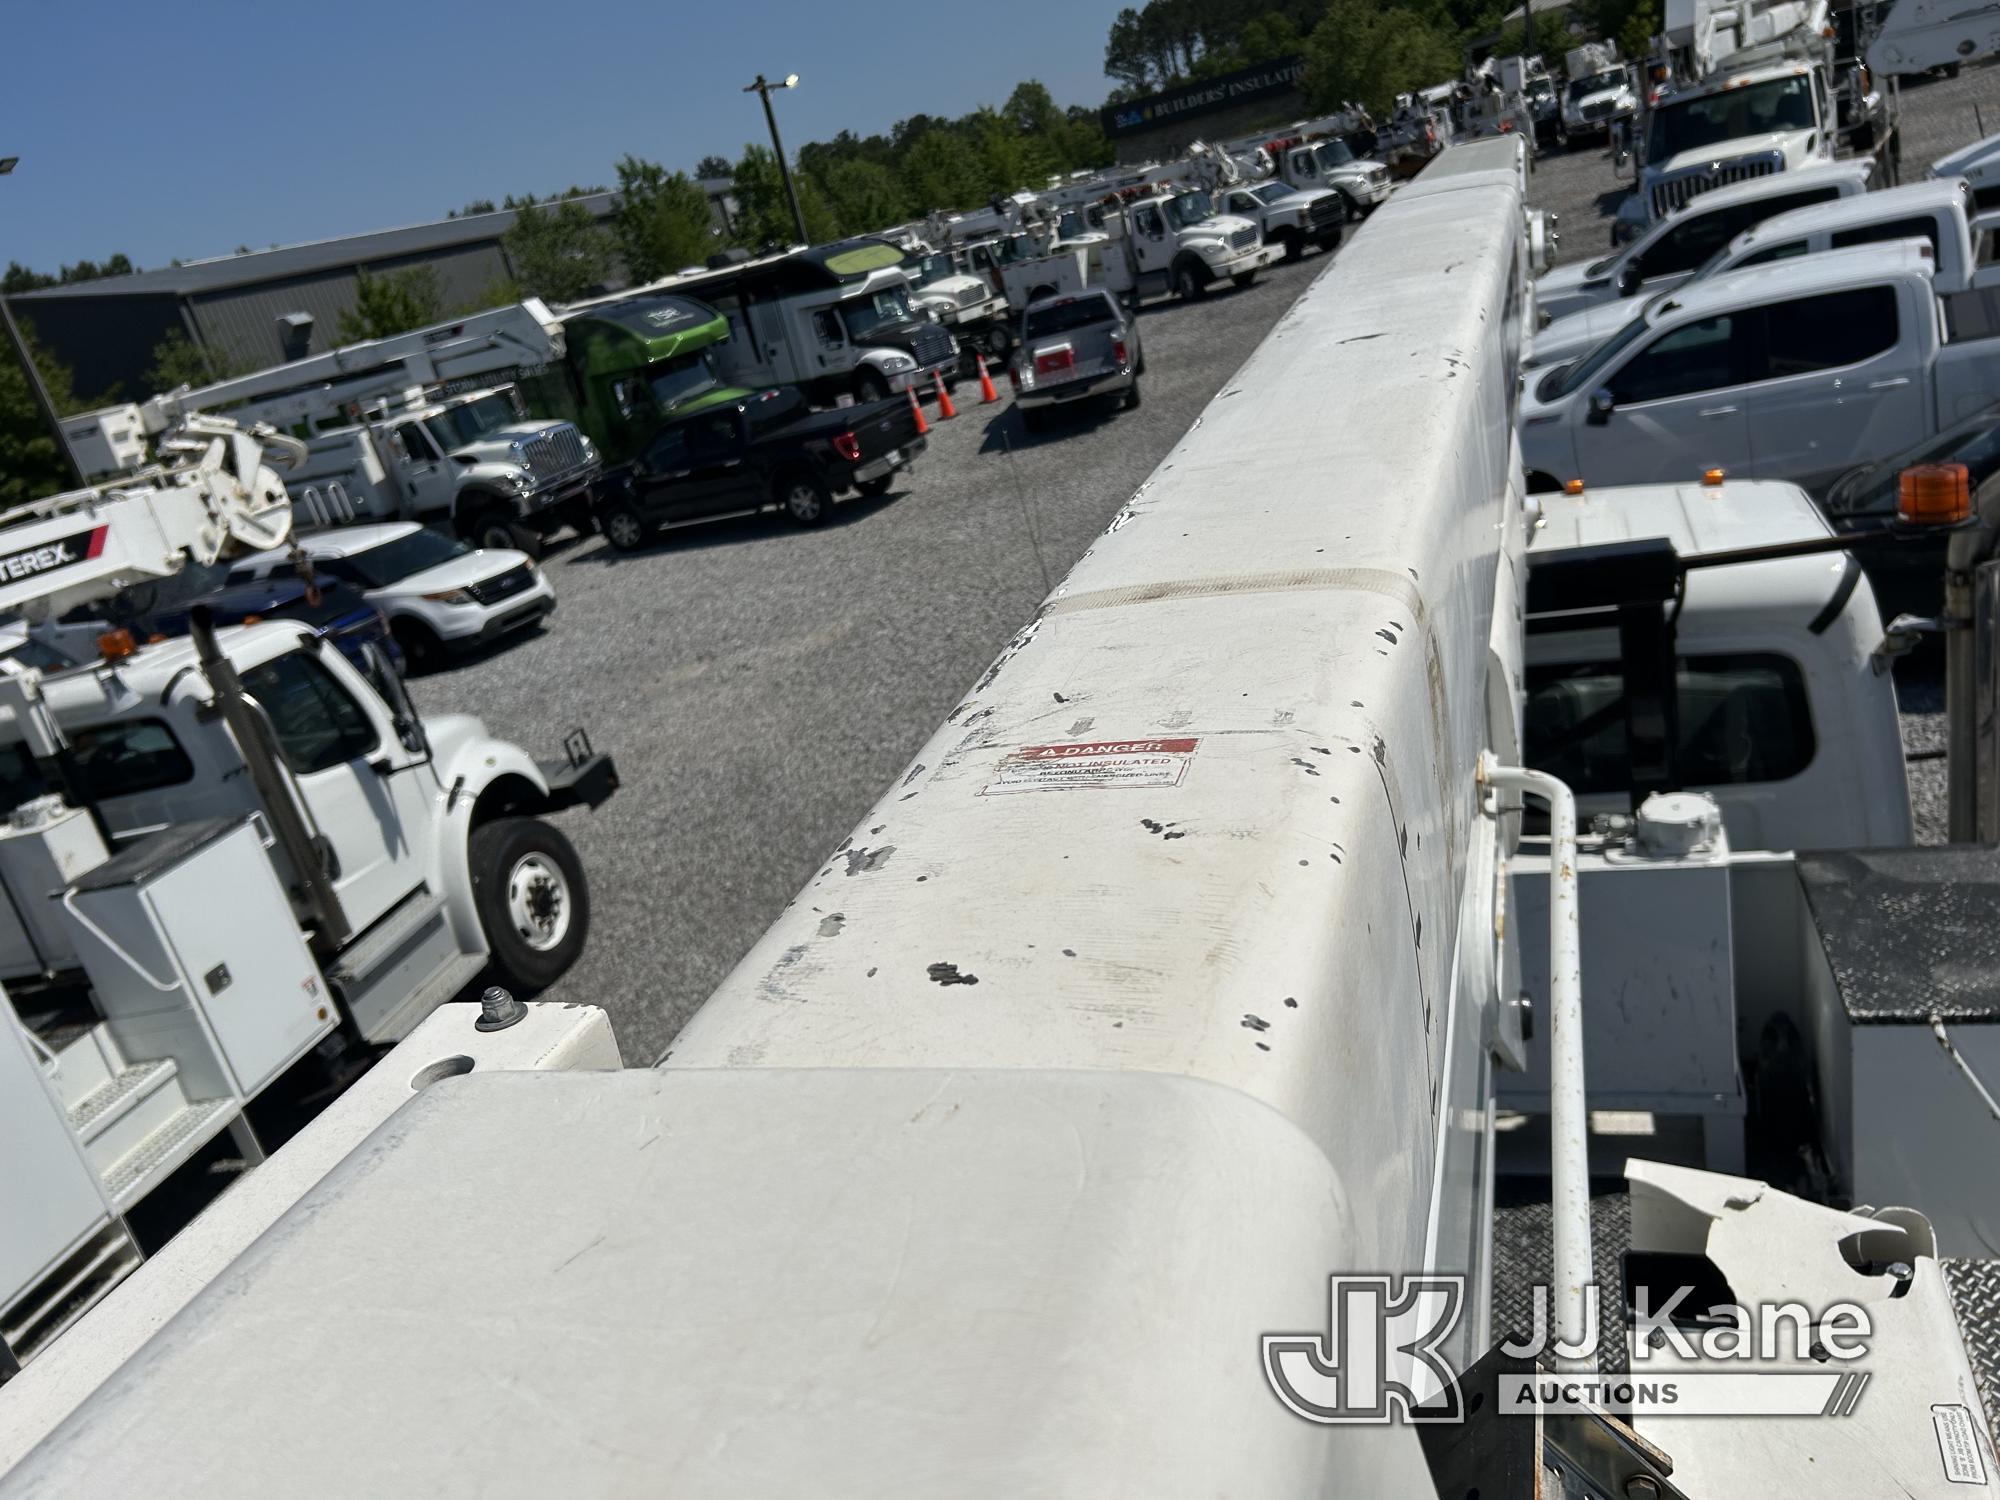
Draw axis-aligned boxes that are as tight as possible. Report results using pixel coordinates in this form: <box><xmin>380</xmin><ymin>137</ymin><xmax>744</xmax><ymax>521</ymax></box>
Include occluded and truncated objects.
<box><xmin>2</xmin><ymin>0</ymin><xmax>1128</xmax><ymax>274</ymax></box>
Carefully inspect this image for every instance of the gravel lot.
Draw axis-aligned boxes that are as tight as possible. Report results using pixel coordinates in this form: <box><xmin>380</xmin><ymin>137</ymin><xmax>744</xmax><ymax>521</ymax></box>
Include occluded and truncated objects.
<box><xmin>415</xmin><ymin>252</ymin><xmax>1339</xmax><ymax>1062</ymax></box>
<box><xmin>424</xmin><ymin>74</ymin><xmax>1995</xmax><ymax>1060</ymax></box>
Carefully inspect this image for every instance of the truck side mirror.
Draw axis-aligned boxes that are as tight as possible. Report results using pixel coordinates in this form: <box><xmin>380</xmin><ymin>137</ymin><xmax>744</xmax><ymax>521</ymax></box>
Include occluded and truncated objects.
<box><xmin>1587</xmin><ymin>387</ymin><xmax>1617</xmax><ymax>425</ymax></box>
<box><xmin>1616</xmin><ymin>262</ymin><xmax>1643</xmax><ymax>296</ymax></box>
<box><xmin>362</xmin><ymin>641</ymin><xmax>430</xmax><ymax>758</ymax></box>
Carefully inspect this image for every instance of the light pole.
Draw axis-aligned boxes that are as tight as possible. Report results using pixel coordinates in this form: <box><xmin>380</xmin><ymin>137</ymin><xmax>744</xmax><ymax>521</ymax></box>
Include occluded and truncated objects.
<box><xmin>0</xmin><ymin>156</ymin><xmax>85</xmax><ymax>489</ymax></box>
<box><xmin>743</xmin><ymin>73</ymin><xmax>808</xmax><ymax>248</ymax></box>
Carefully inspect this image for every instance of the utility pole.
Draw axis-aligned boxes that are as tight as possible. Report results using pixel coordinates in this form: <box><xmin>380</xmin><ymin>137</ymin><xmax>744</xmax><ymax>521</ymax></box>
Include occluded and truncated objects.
<box><xmin>743</xmin><ymin>73</ymin><xmax>809</xmax><ymax>247</ymax></box>
<box><xmin>0</xmin><ymin>156</ymin><xmax>86</xmax><ymax>489</ymax></box>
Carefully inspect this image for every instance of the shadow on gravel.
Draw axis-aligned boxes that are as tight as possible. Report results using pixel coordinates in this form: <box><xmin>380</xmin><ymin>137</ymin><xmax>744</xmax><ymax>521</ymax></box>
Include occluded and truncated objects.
<box><xmin>975</xmin><ymin>401</ymin><xmax>1122</xmax><ymax>454</ymax></box>
<box><xmin>558</xmin><ymin>489</ymin><xmax>907</xmax><ymax>567</ymax></box>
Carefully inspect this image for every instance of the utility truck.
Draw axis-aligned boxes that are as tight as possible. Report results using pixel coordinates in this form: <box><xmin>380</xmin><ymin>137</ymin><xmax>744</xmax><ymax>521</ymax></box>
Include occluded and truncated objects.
<box><xmin>9</xmin><ymin>138</ymin><xmax>2000</xmax><ymax>1499</ymax></box>
<box><xmin>1521</xmin><ymin>239</ymin><xmax>2000</xmax><ymax>492</ymax></box>
<box><xmin>63</xmin><ymin>302</ymin><xmax>602</xmax><ymax>557</ymax></box>
<box><xmin>1866</xmin><ymin>0</ymin><xmax>2000</xmax><ymax>75</ymax></box>
<box><xmin>0</xmin><ymin>415</ymin><xmax>616</xmax><ymax>1375</ymax></box>
<box><xmin>1561</xmin><ymin>42</ymin><xmax>1638</xmax><ymax>142</ymax></box>
<box><xmin>1223</xmin><ymin>118</ymin><xmax>1395</xmax><ymax>220</ymax></box>
<box><xmin>1533</xmin><ymin>173</ymin><xmax>2000</xmax><ymax>369</ymax></box>
<box><xmin>1612</xmin><ymin>0</ymin><xmax>1895</xmax><ymax>243</ymax></box>
<box><xmin>1159</xmin><ymin>142</ymin><xmax>1347</xmax><ymax>260</ymax></box>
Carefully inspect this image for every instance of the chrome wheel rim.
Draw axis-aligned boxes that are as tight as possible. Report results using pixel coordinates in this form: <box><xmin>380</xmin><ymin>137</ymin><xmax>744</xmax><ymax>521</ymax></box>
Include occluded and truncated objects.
<box><xmin>507</xmin><ymin>853</ymin><xmax>570</xmax><ymax>952</ymax></box>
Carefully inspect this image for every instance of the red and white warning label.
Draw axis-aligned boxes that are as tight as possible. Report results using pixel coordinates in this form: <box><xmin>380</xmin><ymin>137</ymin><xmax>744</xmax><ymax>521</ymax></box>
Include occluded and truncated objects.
<box><xmin>982</xmin><ymin>737</ymin><xmax>1199</xmax><ymax>795</ymax></box>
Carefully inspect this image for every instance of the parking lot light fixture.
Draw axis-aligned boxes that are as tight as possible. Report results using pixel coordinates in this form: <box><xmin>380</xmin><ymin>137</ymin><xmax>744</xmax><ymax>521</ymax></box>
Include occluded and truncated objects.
<box><xmin>742</xmin><ymin>73</ymin><xmax>809</xmax><ymax>249</ymax></box>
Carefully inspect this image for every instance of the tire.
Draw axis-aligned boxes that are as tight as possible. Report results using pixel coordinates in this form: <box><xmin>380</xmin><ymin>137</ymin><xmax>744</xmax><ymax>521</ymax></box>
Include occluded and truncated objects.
<box><xmin>467</xmin><ymin>507</ymin><xmax>534</xmax><ymax>557</ymax></box>
<box><xmin>1232</xmin><ymin>269</ymin><xmax>1259</xmax><ymax>289</ymax></box>
<box><xmin>855</xmin><ymin>369</ymin><xmax>890</xmax><ymax>404</ymax></box>
<box><xmin>469</xmin><ymin>816</ymin><xmax>589</xmax><ymax>993</ymax></box>
<box><xmin>391</xmin><ymin>618</ymin><xmax>445</xmax><ymax>674</ymax></box>
<box><xmin>1339</xmin><ymin>192</ymin><xmax>1361</xmax><ymax>224</ymax></box>
<box><xmin>856</xmin><ymin>474</ymin><xmax>895</xmax><ymax>498</ymax></box>
<box><xmin>1123</xmin><ymin>378</ymin><xmax>1142</xmax><ymax>411</ymax></box>
<box><xmin>1278</xmin><ymin>230</ymin><xmax>1304</xmax><ymax>263</ymax></box>
<box><xmin>1027</xmin><ymin>284</ymin><xmax>1057</xmax><ymax>303</ymax></box>
<box><xmin>1174</xmin><ymin>261</ymin><xmax>1208</xmax><ymax>301</ymax></box>
<box><xmin>1135</xmin><ymin>348</ymin><xmax>1147</xmax><ymax>376</ymax></box>
<box><xmin>776</xmin><ymin>470</ymin><xmax>832</xmax><ymax>526</ymax></box>
<box><xmin>597</xmin><ymin>498</ymin><xmax>651</xmax><ymax>552</ymax></box>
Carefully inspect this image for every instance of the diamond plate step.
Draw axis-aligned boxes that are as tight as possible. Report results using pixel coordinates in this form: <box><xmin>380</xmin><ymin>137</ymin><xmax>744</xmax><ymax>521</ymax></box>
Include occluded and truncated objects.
<box><xmin>68</xmin><ymin>1058</ymin><xmax>176</xmax><ymax>1140</ymax></box>
<box><xmin>102</xmin><ymin>1099</ymin><xmax>238</xmax><ymax>1211</ymax></box>
<box><xmin>1944</xmin><ymin>1258</ymin><xmax>2000</xmax><ymax>1443</ymax></box>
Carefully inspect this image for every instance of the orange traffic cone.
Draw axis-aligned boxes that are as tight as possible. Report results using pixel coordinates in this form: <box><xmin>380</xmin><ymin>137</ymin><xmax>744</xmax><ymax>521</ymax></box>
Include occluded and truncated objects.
<box><xmin>975</xmin><ymin>353</ymin><xmax>1000</xmax><ymax>404</ymax></box>
<box><xmin>906</xmin><ymin>385</ymin><xmax>929</xmax><ymax>437</ymax></box>
<box><xmin>933</xmin><ymin>370</ymin><xmax>957</xmax><ymax>420</ymax></box>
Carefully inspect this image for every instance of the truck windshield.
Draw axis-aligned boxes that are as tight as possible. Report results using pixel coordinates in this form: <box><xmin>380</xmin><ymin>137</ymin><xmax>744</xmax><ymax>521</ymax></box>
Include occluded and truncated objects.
<box><xmin>1024</xmin><ymin>296</ymin><xmax>1117</xmax><ymax>339</ymax></box>
<box><xmin>342</xmin><ymin>527</ymin><xmax>470</xmax><ymax>583</ymax></box>
<box><xmin>1549</xmin><ymin>312</ymin><xmax>1651</xmax><ymax>399</ymax></box>
<box><xmin>1164</xmin><ymin>191</ymin><xmax>1215</xmax><ymax>230</ymax></box>
<box><xmin>840</xmin><ymin>288</ymin><xmax>916</xmax><ymax>339</ymax></box>
<box><xmin>909</xmin><ymin>254</ymin><xmax>955</xmax><ymax>288</ymax></box>
<box><xmin>427</xmin><ymin>392</ymin><xmax>519</xmax><ymax>450</ymax></box>
<box><xmin>1313</xmin><ymin>141</ymin><xmax>1358</xmax><ymax>170</ymax></box>
<box><xmin>1645</xmin><ymin>75</ymin><xmax>1815</xmax><ymax>161</ymax></box>
<box><xmin>647</xmin><ymin>350</ymin><xmax>720</xmax><ymax>413</ymax></box>
<box><xmin>1569</xmin><ymin>69</ymin><xmax>1624</xmax><ymax>100</ymax></box>
<box><xmin>1250</xmin><ymin>182</ymin><xmax>1293</xmax><ymax>205</ymax></box>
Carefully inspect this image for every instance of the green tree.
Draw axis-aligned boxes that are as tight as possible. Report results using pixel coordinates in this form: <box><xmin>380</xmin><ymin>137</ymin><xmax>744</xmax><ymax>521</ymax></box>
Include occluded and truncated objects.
<box><xmin>502</xmin><ymin>199</ymin><xmax>614</xmax><ymax>303</ymax></box>
<box><xmin>817</xmin><ymin>158</ymin><xmax>910</xmax><ymax>237</ymax></box>
<box><xmin>1301</xmin><ymin>0</ymin><xmax>1460</xmax><ymax>116</ymax></box>
<box><xmin>336</xmin><ymin>266</ymin><xmax>444</xmax><ymax>343</ymax></box>
<box><xmin>898</xmin><ymin>129</ymin><xmax>989</xmax><ymax>217</ymax></box>
<box><xmin>731</xmin><ymin>143</ymin><xmax>839</xmax><ymax>248</ymax></box>
<box><xmin>0</xmin><ymin>324</ymin><xmax>80</xmax><ymax>505</ymax></box>
<box><xmin>610</xmin><ymin>155</ymin><xmax>718</xmax><ymax>283</ymax></box>
<box><xmin>146</xmin><ymin>330</ymin><xmax>250</xmax><ymax>392</ymax></box>
<box><xmin>694</xmin><ymin>155</ymin><xmax>734</xmax><ymax>180</ymax></box>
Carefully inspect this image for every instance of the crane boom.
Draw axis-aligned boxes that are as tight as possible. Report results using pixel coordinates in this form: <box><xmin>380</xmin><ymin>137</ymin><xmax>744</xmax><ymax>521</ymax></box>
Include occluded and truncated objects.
<box><xmin>0</xmin><ymin>416</ymin><xmax>302</xmax><ymax>621</ymax></box>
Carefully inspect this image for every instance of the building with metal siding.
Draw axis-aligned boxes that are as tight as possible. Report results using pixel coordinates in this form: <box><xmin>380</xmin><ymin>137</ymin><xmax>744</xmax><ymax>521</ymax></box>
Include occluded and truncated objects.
<box><xmin>13</xmin><ymin>180</ymin><xmax>739</xmax><ymax>402</ymax></box>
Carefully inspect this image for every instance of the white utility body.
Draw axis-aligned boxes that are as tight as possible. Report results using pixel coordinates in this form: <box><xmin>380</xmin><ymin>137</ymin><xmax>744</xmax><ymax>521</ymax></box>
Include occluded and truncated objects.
<box><xmin>62</xmin><ymin>301</ymin><xmax>601</xmax><ymax>556</ymax></box>
<box><xmin>1866</xmin><ymin>0</ymin><xmax>2000</xmax><ymax>75</ymax></box>
<box><xmin>1534</xmin><ymin>173</ymin><xmax>2000</xmax><ymax>368</ymax></box>
<box><xmin>1935</xmin><ymin>128</ymin><xmax>2000</xmax><ymax>209</ymax></box>
<box><xmin>1521</xmin><ymin>240</ymin><xmax>2000</xmax><ymax>492</ymax></box>
<box><xmin>0</xmin><ymin>416</ymin><xmax>614</xmax><ymax>1376</ymax></box>
<box><xmin>4</xmin><ymin>139</ymin><xmax>1996</xmax><ymax>1499</ymax></box>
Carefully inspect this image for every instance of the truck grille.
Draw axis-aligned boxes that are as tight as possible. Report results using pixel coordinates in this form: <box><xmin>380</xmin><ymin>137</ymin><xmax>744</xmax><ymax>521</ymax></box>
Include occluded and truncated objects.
<box><xmin>911</xmin><ymin>326</ymin><xmax>954</xmax><ymax>368</ymax></box>
<box><xmin>521</xmin><ymin>426</ymin><xmax>586</xmax><ymax>481</ymax></box>
<box><xmin>1649</xmin><ymin>154</ymin><xmax>1780</xmax><ymax>219</ymax></box>
<box><xmin>1308</xmin><ymin>196</ymin><xmax>1342</xmax><ymax>229</ymax></box>
<box><xmin>1229</xmin><ymin>225</ymin><xmax>1258</xmax><ymax>252</ymax></box>
<box><xmin>467</xmin><ymin>564</ymin><xmax>535</xmax><ymax>605</ymax></box>
<box><xmin>1582</xmin><ymin>99</ymin><xmax>1617</xmax><ymax>121</ymax></box>
<box><xmin>956</xmin><ymin>285</ymin><xmax>987</xmax><ymax>308</ymax></box>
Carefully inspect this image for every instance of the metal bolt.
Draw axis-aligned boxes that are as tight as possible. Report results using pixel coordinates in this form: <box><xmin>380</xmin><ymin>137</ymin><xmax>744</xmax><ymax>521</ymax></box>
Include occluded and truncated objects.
<box><xmin>1624</xmin><ymin>1477</ymin><xmax>1662</xmax><ymax>1499</ymax></box>
<box><xmin>1889</xmin><ymin>1261</ymin><xmax>1914</xmax><ymax>1280</ymax></box>
<box><xmin>475</xmin><ymin>985</ymin><xmax>527</xmax><ymax>1032</ymax></box>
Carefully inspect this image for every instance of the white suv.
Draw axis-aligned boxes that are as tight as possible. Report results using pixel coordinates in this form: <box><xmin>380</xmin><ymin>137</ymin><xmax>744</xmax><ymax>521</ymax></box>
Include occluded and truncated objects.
<box><xmin>229</xmin><ymin>522</ymin><xmax>555</xmax><ymax>671</ymax></box>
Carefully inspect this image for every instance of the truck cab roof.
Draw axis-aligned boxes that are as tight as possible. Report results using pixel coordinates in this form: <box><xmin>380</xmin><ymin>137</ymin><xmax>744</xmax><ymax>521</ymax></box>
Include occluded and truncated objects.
<box><xmin>1729</xmin><ymin>175</ymin><xmax>1971</xmax><ymax>252</ymax></box>
<box><xmin>1651</xmin><ymin>237</ymin><xmax>1934</xmax><ymax>323</ymax></box>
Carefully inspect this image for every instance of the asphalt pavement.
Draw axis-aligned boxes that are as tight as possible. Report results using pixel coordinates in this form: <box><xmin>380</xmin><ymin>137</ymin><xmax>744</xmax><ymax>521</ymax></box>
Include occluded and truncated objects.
<box><xmin>414</xmin><ymin>252</ymin><xmax>1339</xmax><ymax>1063</ymax></box>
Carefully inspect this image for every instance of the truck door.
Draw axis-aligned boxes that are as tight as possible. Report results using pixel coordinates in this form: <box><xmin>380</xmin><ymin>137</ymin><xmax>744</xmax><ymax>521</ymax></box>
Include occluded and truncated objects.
<box><xmin>630</xmin><ymin>411</ymin><xmax>755</xmax><ymax>520</ymax></box>
<box><xmin>809</xmin><ymin>307</ymin><xmax>850</xmax><ymax>378</ymax></box>
<box><xmin>1744</xmin><ymin>285</ymin><xmax>1924</xmax><ymax>490</ymax></box>
<box><xmin>386</xmin><ymin>421</ymin><xmax>457</xmax><ymax>522</ymax></box>
<box><xmin>1128</xmin><ymin>203</ymin><xmax>1173</xmax><ymax>287</ymax></box>
<box><xmin>238</xmin><ymin>648</ymin><xmax>431</xmax><ymax>938</ymax></box>
<box><xmin>1573</xmin><ymin>312</ymin><xmax>1755</xmax><ymax>484</ymax></box>
<box><xmin>1287</xmin><ymin>147</ymin><xmax>1317</xmax><ymax>190</ymax></box>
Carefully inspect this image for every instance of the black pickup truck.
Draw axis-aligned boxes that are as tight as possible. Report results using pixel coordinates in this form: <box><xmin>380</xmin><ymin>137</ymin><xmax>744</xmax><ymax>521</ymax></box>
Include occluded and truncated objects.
<box><xmin>590</xmin><ymin>386</ymin><xmax>925</xmax><ymax>550</ymax></box>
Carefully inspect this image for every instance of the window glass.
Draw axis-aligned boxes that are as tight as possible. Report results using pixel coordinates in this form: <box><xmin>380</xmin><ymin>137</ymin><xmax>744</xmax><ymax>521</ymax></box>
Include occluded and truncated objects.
<box><xmin>1610</xmin><ymin>315</ymin><xmax>1745</xmax><ymax>403</ymax></box>
<box><xmin>1024</xmin><ymin>295</ymin><xmax>1118</xmax><ymax>339</ymax></box>
<box><xmin>395</xmin><ymin>423</ymin><xmax>439</xmax><ymax>464</ymax></box>
<box><xmin>241</xmin><ymin>654</ymin><xmax>378</xmax><ymax>775</ymax></box>
<box><xmin>1828</xmin><ymin>215</ymin><xmax>1942</xmax><ymax>257</ymax></box>
<box><xmin>67</xmin><ymin>719</ymin><xmax>196</xmax><ymax>799</ymax></box>
<box><xmin>0</xmin><ymin>742</ymin><xmax>48</xmax><ymax>811</ymax></box>
<box><xmin>645</xmin><ymin>426</ymin><xmax>690</xmax><ymax>469</ymax></box>
<box><xmin>687</xmin><ymin>411</ymin><xmax>739</xmax><ymax>453</ymax></box>
<box><xmin>1761</xmin><ymin>285</ymin><xmax>1898</xmax><ymax>378</ymax></box>
<box><xmin>1734</xmin><ymin>240</ymin><xmax>1808</xmax><ymax>268</ymax></box>
<box><xmin>1133</xmin><ymin>206</ymin><xmax>1165</xmax><ymax>237</ymax></box>
<box><xmin>812</xmin><ymin>310</ymin><xmax>844</xmax><ymax>345</ymax></box>
<box><xmin>1638</xmin><ymin>208</ymin><xmax>1749</xmax><ymax>279</ymax></box>
<box><xmin>1524</xmin><ymin>653</ymin><xmax>1815</xmax><ymax>794</ymax></box>
<box><xmin>332</xmin><ymin>530</ymin><xmax>463</xmax><ymax>587</ymax></box>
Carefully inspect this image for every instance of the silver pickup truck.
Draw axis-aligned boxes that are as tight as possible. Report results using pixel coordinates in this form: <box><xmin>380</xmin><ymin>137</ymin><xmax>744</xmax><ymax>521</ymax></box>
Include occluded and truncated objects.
<box><xmin>1009</xmin><ymin>290</ymin><xmax>1146</xmax><ymax>432</ymax></box>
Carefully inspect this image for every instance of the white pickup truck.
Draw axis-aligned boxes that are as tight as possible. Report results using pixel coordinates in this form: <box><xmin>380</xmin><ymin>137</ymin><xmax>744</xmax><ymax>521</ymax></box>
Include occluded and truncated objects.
<box><xmin>1520</xmin><ymin>240</ymin><xmax>2000</xmax><ymax>492</ymax></box>
<box><xmin>1538</xmin><ymin>160</ymin><xmax>1873</xmax><ymax>323</ymax></box>
<box><xmin>1534</xmin><ymin>174</ymin><xmax>2000</xmax><ymax>368</ymax></box>
<box><xmin>1934</xmin><ymin>129</ymin><xmax>2000</xmax><ymax>210</ymax></box>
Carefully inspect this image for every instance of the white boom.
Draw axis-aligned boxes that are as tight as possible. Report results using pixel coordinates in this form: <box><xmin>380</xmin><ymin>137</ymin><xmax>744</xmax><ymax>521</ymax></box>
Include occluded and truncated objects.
<box><xmin>0</xmin><ymin>416</ymin><xmax>301</xmax><ymax>622</ymax></box>
<box><xmin>1664</xmin><ymin>0</ymin><xmax>1831</xmax><ymax>76</ymax></box>
<box><xmin>63</xmin><ymin>300</ymin><xmax>567</xmax><ymax>475</ymax></box>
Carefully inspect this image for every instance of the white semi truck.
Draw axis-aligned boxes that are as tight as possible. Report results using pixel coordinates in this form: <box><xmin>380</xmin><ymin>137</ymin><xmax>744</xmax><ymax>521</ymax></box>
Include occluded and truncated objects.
<box><xmin>5</xmin><ymin>139</ymin><xmax>1999</xmax><ymax>1496</ymax></box>
<box><xmin>63</xmin><ymin>302</ymin><xmax>602</xmax><ymax>557</ymax></box>
<box><xmin>0</xmin><ymin>415</ymin><xmax>616</xmax><ymax>1374</ymax></box>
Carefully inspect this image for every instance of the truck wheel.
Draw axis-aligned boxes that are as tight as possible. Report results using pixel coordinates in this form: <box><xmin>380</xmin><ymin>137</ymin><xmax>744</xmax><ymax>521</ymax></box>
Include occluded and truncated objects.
<box><xmin>1174</xmin><ymin>262</ymin><xmax>1208</xmax><ymax>301</ymax></box>
<box><xmin>1339</xmin><ymin>192</ymin><xmax>1361</xmax><ymax>223</ymax></box>
<box><xmin>1027</xmin><ymin>284</ymin><xmax>1057</xmax><ymax>303</ymax></box>
<box><xmin>392</xmin><ymin>619</ymin><xmax>445</xmax><ymax>674</ymax></box>
<box><xmin>1278</xmin><ymin>229</ymin><xmax>1304</xmax><ymax>262</ymax></box>
<box><xmin>469</xmin><ymin>508</ymin><xmax>525</xmax><ymax>556</ymax></box>
<box><xmin>855</xmin><ymin>370</ymin><xmax>890</xmax><ymax>404</ymax></box>
<box><xmin>1232</xmin><ymin>269</ymin><xmax>1259</xmax><ymax>289</ymax></box>
<box><xmin>597</xmin><ymin>499</ymin><xmax>651</xmax><ymax>552</ymax></box>
<box><xmin>470</xmin><ymin>817</ymin><xmax>589</xmax><ymax>993</ymax></box>
<box><xmin>777</xmin><ymin>472</ymin><xmax>832</xmax><ymax>526</ymax></box>
<box><xmin>1123</xmin><ymin>378</ymin><xmax>1142</xmax><ymax>411</ymax></box>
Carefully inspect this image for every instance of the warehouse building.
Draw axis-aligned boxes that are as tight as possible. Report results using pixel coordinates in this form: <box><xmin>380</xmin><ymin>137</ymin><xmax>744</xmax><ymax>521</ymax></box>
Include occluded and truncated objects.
<box><xmin>14</xmin><ymin>181</ymin><xmax>737</xmax><ymax>401</ymax></box>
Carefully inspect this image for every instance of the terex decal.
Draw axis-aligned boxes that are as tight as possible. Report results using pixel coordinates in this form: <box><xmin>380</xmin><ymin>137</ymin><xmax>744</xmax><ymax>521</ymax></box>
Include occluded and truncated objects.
<box><xmin>0</xmin><ymin>525</ymin><xmax>107</xmax><ymax>584</ymax></box>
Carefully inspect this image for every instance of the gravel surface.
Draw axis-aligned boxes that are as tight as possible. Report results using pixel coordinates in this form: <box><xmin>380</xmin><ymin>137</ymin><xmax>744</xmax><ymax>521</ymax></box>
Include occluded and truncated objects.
<box><xmin>424</xmin><ymin>73</ymin><xmax>1995</xmax><ymax>1061</ymax></box>
<box><xmin>413</xmin><ymin>252</ymin><xmax>1340</xmax><ymax>1063</ymax></box>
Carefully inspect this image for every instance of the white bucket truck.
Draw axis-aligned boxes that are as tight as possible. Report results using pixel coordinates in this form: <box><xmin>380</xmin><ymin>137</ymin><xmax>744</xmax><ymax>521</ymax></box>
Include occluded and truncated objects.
<box><xmin>0</xmin><ymin>416</ymin><xmax>616</xmax><ymax>1373</ymax></box>
<box><xmin>1561</xmin><ymin>41</ymin><xmax>1639</xmax><ymax>142</ymax></box>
